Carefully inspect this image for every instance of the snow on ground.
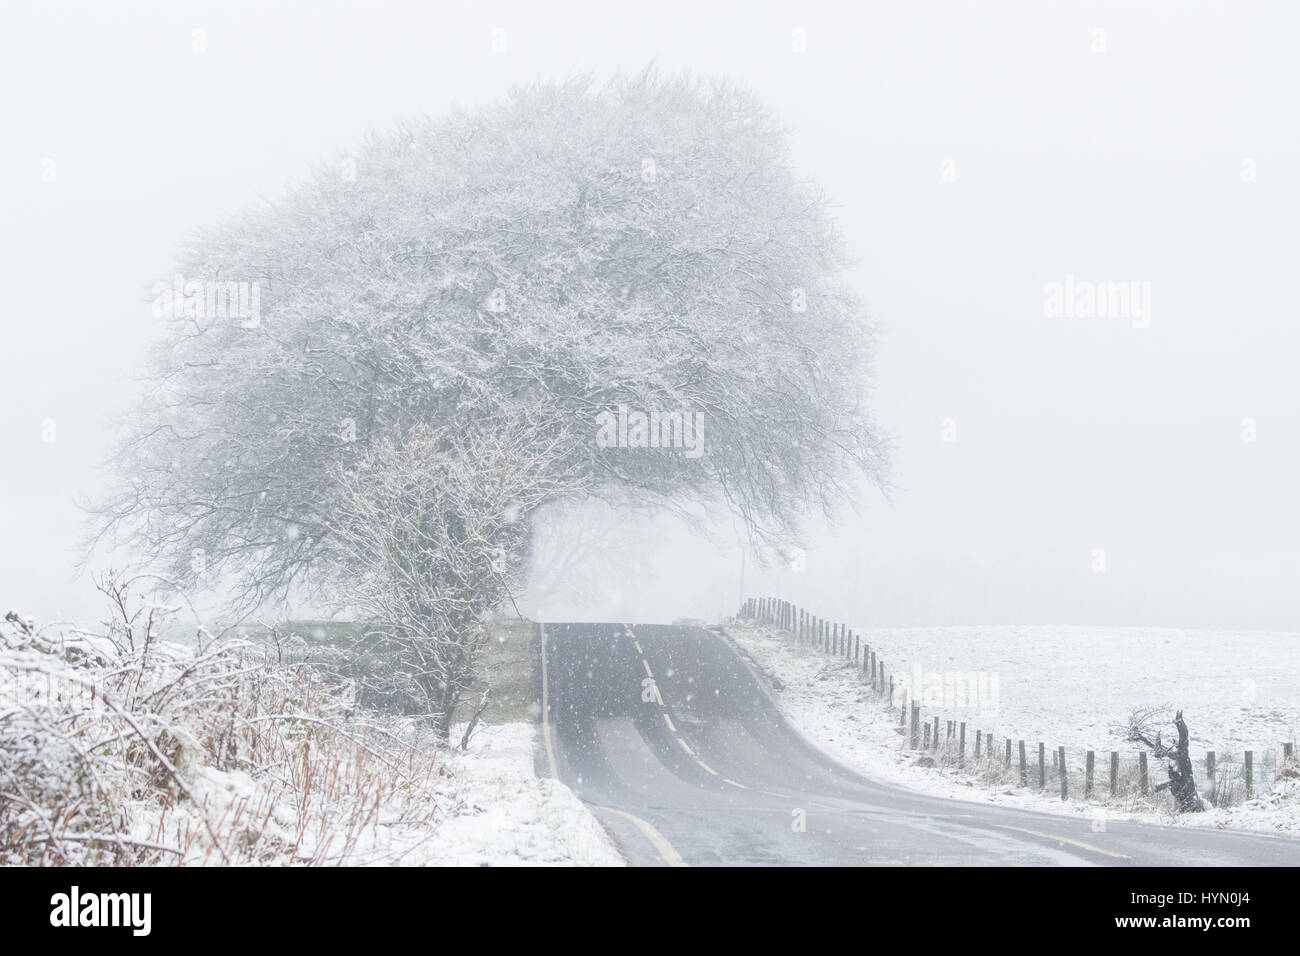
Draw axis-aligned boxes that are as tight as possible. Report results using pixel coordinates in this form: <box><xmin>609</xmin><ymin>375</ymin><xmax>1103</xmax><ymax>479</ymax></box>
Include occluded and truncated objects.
<box><xmin>724</xmin><ymin>621</ymin><xmax>1300</xmax><ymax>835</ymax></box>
<box><xmin>852</xmin><ymin>624</ymin><xmax>1300</xmax><ymax>757</ymax></box>
<box><xmin>416</xmin><ymin>722</ymin><xmax>624</xmax><ymax>867</ymax></box>
<box><xmin>183</xmin><ymin>721</ymin><xmax>625</xmax><ymax>867</ymax></box>
<box><xmin>1</xmin><ymin>609</ymin><xmax>622</xmax><ymax>867</ymax></box>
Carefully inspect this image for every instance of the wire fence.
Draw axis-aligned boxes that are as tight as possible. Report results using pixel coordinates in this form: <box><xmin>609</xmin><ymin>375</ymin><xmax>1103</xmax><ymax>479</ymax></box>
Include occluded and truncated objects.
<box><xmin>738</xmin><ymin>596</ymin><xmax>1298</xmax><ymax>809</ymax></box>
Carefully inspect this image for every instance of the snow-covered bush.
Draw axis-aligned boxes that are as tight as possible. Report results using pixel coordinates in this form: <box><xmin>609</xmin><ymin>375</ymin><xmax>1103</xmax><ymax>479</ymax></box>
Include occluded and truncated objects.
<box><xmin>325</xmin><ymin>413</ymin><xmax>584</xmax><ymax>741</ymax></box>
<box><xmin>0</xmin><ymin>576</ymin><xmax>442</xmax><ymax>866</ymax></box>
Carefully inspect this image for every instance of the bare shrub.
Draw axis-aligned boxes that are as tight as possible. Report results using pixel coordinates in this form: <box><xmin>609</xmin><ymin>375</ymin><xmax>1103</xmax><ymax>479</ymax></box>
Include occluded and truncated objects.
<box><xmin>1</xmin><ymin>574</ymin><xmax>443</xmax><ymax>866</ymax></box>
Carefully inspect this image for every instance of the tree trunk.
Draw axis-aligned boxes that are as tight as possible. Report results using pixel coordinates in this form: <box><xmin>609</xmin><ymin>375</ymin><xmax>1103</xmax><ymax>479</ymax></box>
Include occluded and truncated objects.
<box><xmin>1163</xmin><ymin>711</ymin><xmax>1206</xmax><ymax>813</ymax></box>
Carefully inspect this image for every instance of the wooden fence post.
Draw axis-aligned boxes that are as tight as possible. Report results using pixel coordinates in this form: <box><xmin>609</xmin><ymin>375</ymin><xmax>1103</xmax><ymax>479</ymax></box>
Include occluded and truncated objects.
<box><xmin>910</xmin><ymin>702</ymin><xmax>921</xmax><ymax>749</ymax></box>
<box><xmin>1284</xmin><ymin>742</ymin><xmax>1294</xmax><ymax>762</ymax></box>
<box><xmin>975</xmin><ymin>729</ymin><xmax>982</xmax><ymax>759</ymax></box>
<box><xmin>1005</xmin><ymin>738</ymin><xmax>1012</xmax><ymax>767</ymax></box>
<box><xmin>1038</xmin><ymin>743</ymin><xmax>1045</xmax><ymax>790</ymax></box>
<box><xmin>1245</xmin><ymin>751</ymin><xmax>1253</xmax><ymax>799</ymax></box>
<box><xmin>1019</xmin><ymin>740</ymin><xmax>1027</xmax><ymax>786</ymax></box>
<box><xmin>1110</xmin><ymin>751</ymin><xmax>1119</xmax><ymax>797</ymax></box>
<box><xmin>923</xmin><ymin>723</ymin><xmax>930</xmax><ymax>749</ymax></box>
<box><xmin>1059</xmin><ymin>746</ymin><xmax>1068</xmax><ymax>800</ymax></box>
<box><xmin>933</xmin><ymin>717</ymin><xmax>940</xmax><ymax>751</ymax></box>
<box><xmin>1085</xmin><ymin>751</ymin><xmax>1095</xmax><ymax>799</ymax></box>
<box><xmin>1139</xmin><ymin>752</ymin><xmax>1148</xmax><ymax>795</ymax></box>
<box><xmin>959</xmin><ymin>723</ymin><xmax>966</xmax><ymax>767</ymax></box>
<box><xmin>1207</xmin><ymin>751</ymin><xmax>1215</xmax><ymax>780</ymax></box>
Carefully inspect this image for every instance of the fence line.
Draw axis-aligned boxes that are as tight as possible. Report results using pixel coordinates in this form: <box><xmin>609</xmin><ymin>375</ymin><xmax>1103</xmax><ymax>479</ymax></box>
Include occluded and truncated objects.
<box><xmin>736</xmin><ymin>596</ymin><xmax>1297</xmax><ymax>809</ymax></box>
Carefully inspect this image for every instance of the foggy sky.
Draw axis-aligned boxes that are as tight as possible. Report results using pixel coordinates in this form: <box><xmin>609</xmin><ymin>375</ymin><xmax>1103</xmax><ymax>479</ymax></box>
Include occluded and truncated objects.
<box><xmin>2</xmin><ymin>0</ymin><xmax>1296</xmax><ymax>629</ymax></box>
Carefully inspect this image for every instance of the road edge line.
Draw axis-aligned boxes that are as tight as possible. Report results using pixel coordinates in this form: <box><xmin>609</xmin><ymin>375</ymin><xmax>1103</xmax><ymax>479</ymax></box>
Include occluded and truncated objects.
<box><xmin>538</xmin><ymin>622</ymin><xmax>559</xmax><ymax>779</ymax></box>
<box><xmin>595</xmin><ymin>806</ymin><xmax>689</xmax><ymax>868</ymax></box>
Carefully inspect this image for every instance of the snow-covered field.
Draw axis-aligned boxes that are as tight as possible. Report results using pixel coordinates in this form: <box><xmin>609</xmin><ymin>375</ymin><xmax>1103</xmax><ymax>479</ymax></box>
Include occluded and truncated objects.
<box><xmin>725</xmin><ymin>621</ymin><xmax>1300</xmax><ymax>834</ymax></box>
<box><xmin>852</xmin><ymin>624</ymin><xmax>1300</xmax><ymax>758</ymax></box>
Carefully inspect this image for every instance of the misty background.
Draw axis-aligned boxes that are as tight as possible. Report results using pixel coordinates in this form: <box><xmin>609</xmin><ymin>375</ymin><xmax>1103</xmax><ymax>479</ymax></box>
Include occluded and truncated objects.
<box><xmin>2</xmin><ymin>0</ymin><xmax>1296</xmax><ymax>629</ymax></box>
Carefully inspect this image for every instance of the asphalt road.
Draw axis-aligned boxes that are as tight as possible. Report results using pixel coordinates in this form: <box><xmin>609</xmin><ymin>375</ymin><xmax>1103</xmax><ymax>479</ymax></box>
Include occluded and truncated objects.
<box><xmin>536</xmin><ymin>621</ymin><xmax>1300</xmax><ymax>867</ymax></box>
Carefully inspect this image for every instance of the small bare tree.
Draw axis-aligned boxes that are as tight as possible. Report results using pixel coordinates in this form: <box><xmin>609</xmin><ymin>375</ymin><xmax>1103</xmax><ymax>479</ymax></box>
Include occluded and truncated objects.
<box><xmin>1124</xmin><ymin>707</ymin><xmax>1206</xmax><ymax>813</ymax></box>
<box><xmin>326</xmin><ymin>412</ymin><xmax>585</xmax><ymax>742</ymax></box>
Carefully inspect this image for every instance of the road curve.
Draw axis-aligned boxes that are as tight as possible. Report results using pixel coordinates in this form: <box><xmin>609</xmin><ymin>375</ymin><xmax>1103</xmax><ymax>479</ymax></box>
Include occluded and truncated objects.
<box><xmin>536</xmin><ymin>621</ymin><xmax>1300</xmax><ymax>867</ymax></box>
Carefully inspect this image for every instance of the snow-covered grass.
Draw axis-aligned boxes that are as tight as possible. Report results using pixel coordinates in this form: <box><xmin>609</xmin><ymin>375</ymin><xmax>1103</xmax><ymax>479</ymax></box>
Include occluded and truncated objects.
<box><xmin>0</xmin><ymin>595</ymin><xmax>620</xmax><ymax>866</ymax></box>
<box><xmin>725</xmin><ymin>620</ymin><xmax>1300</xmax><ymax>835</ymax></box>
<box><xmin>852</xmin><ymin>624</ymin><xmax>1300</xmax><ymax>759</ymax></box>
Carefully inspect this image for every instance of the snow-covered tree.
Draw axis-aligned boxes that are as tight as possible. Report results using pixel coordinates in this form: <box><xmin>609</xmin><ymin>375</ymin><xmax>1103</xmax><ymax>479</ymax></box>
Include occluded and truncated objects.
<box><xmin>89</xmin><ymin>69</ymin><xmax>890</xmax><ymax>610</ymax></box>
<box><xmin>326</xmin><ymin>413</ymin><xmax>584</xmax><ymax>740</ymax></box>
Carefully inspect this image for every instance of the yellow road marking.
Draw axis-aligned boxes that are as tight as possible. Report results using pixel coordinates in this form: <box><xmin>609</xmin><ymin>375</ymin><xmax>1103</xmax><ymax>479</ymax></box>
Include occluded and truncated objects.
<box><xmin>595</xmin><ymin>806</ymin><xmax>688</xmax><ymax>867</ymax></box>
<box><xmin>993</xmin><ymin>824</ymin><xmax>1132</xmax><ymax>860</ymax></box>
<box><xmin>539</xmin><ymin>623</ymin><xmax>559</xmax><ymax>778</ymax></box>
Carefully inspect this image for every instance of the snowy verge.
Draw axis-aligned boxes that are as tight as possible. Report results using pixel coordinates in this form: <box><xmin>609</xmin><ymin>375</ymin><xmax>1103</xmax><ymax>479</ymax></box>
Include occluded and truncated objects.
<box><xmin>1</xmin><ymin>603</ymin><xmax>620</xmax><ymax>866</ymax></box>
<box><xmin>723</xmin><ymin>621</ymin><xmax>1300</xmax><ymax>836</ymax></box>
<box><xmin>423</xmin><ymin>721</ymin><xmax>624</xmax><ymax>866</ymax></box>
